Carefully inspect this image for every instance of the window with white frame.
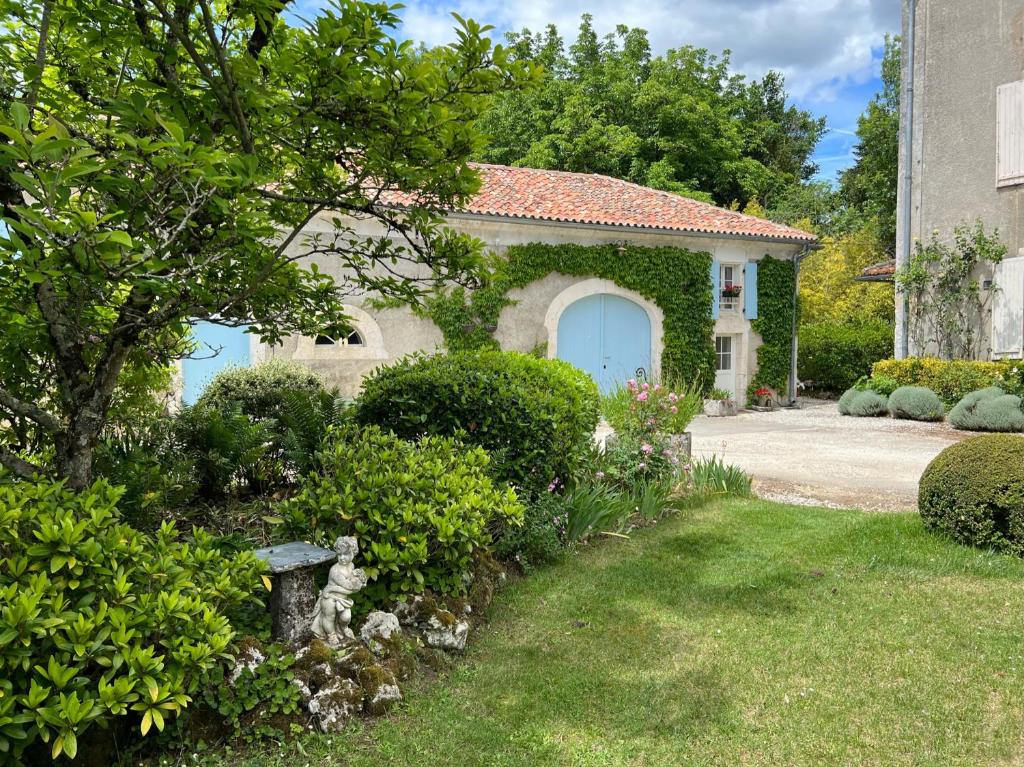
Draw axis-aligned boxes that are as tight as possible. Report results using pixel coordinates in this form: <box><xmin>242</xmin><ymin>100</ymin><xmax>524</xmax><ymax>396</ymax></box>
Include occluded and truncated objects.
<box><xmin>715</xmin><ymin>335</ymin><xmax>733</xmax><ymax>371</ymax></box>
<box><xmin>997</xmin><ymin>81</ymin><xmax>1024</xmax><ymax>187</ymax></box>
<box><xmin>720</xmin><ymin>264</ymin><xmax>742</xmax><ymax>311</ymax></box>
<box><xmin>315</xmin><ymin>326</ymin><xmax>363</xmax><ymax>346</ymax></box>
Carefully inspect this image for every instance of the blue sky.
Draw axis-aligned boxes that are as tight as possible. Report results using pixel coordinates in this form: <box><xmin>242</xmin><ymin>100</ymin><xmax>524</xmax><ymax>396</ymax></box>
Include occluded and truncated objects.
<box><xmin>294</xmin><ymin>0</ymin><xmax>900</xmax><ymax>183</ymax></box>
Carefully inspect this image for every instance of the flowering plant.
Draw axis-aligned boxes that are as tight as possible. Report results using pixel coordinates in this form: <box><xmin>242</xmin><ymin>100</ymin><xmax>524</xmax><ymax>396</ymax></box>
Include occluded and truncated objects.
<box><xmin>602</xmin><ymin>379</ymin><xmax>703</xmax><ymax>437</ymax></box>
<box><xmin>754</xmin><ymin>387</ymin><xmax>772</xmax><ymax>397</ymax></box>
<box><xmin>721</xmin><ymin>282</ymin><xmax>742</xmax><ymax>298</ymax></box>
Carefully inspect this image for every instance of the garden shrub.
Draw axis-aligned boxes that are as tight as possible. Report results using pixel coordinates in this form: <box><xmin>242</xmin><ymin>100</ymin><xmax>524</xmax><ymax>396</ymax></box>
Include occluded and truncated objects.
<box><xmin>493</xmin><ymin>493</ymin><xmax>567</xmax><ymax>572</ymax></box>
<box><xmin>0</xmin><ymin>476</ymin><xmax>264</xmax><ymax>764</ymax></box>
<box><xmin>280</xmin><ymin>424</ymin><xmax>524</xmax><ymax>609</ymax></box>
<box><xmin>872</xmin><ymin>357</ymin><xmax>1024</xmax><ymax>405</ymax></box>
<box><xmin>689</xmin><ymin>456</ymin><xmax>753</xmax><ymax>498</ymax></box>
<box><xmin>918</xmin><ymin>434</ymin><xmax>1024</xmax><ymax>554</ymax></box>
<box><xmin>356</xmin><ymin>351</ymin><xmax>600</xmax><ymax>496</ymax></box>
<box><xmin>798</xmin><ymin>319</ymin><xmax>893</xmax><ymax>393</ymax></box>
<box><xmin>844</xmin><ymin>390</ymin><xmax>889</xmax><ymax>417</ymax></box>
<box><xmin>602</xmin><ymin>380</ymin><xmax>702</xmax><ymax>436</ymax></box>
<box><xmin>948</xmin><ymin>387</ymin><xmax>1024</xmax><ymax>432</ymax></box>
<box><xmin>837</xmin><ymin>387</ymin><xmax>860</xmax><ymax>415</ymax></box>
<box><xmin>887</xmin><ymin>386</ymin><xmax>945</xmax><ymax>422</ymax></box>
<box><xmin>196</xmin><ymin>360</ymin><xmax>328</xmax><ymax>421</ymax></box>
<box><xmin>853</xmin><ymin>374</ymin><xmax>900</xmax><ymax>397</ymax></box>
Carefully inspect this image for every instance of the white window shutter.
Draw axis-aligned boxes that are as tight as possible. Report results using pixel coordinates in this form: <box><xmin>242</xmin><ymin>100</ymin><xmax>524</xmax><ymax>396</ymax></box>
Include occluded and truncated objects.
<box><xmin>992</xmin><ymin>257</ymin><xmax>1024</xmax><ymax>357</ymax></box>
<box><xmin>997</xmin><ymin>81</ymin><xmax>1024</xmax><ymax>187</ymax></box>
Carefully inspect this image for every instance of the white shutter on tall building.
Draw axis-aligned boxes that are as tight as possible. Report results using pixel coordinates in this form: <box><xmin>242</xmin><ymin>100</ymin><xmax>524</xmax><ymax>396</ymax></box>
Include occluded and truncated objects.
<box><xmin>992</xmin><ymin>256</ymin><xmax>1024</xmax><ymax>357</ymax></box>
<box><xmin>997</xmin><ymin>81</ymin><xmax>1024</xmax><ymax>187</ymax></box>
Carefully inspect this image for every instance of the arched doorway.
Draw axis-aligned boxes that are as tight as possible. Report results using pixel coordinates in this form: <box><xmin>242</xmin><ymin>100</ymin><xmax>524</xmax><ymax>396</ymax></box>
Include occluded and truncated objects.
<box><xmin>556</xmin><ymin>294</ymin><xmax>652</xmax><ymax>393</ymax></box>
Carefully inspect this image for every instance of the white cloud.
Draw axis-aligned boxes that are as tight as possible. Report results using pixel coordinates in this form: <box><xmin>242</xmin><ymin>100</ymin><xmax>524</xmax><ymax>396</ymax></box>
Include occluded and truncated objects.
<box><xmin>392</xmin><ymin>0</ymin><xmax>899</xmax><ymax>103</ymax></box>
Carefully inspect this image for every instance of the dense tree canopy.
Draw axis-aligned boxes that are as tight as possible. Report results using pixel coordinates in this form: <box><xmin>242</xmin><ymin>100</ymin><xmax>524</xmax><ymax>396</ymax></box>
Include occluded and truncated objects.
<box><xmin>476</xmin><ymin>16</ymin><xmax>826</xmax><ymax>207</ymax></box>
<box><xmin>0</xmin><ymin>0</ymin><xmax>532</xmax><ymax>488</ymax></box>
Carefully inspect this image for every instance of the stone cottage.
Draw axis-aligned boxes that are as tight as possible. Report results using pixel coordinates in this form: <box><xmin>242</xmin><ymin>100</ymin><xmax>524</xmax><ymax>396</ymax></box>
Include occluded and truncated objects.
<box><xmin>181</xmin><ymin>163</ymin><xmax>816</xmax><ymax>403</ymax></box>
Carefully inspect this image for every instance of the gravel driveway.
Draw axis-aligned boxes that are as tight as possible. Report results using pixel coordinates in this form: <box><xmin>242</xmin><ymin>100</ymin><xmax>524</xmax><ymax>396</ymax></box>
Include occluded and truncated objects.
<box><xmin>687</xmin><ymin>399</ymin><xmax>969</xmax><ymax>512</ymax></box>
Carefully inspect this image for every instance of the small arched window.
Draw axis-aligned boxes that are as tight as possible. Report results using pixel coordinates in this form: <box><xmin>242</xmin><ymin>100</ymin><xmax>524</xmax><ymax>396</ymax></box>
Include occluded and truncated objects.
<box><xmin>315</xmin><ymin>326</ymin><xmax>363</xmax><ymax>346</ymax></box>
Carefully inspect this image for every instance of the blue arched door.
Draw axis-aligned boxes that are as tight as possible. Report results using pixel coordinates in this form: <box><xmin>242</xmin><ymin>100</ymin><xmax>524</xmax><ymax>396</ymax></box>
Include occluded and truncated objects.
<box><xmin>556</xmin><ymin>294</ymin><xmax>652</xmax><ymax>393</ymax></box>
<box><xmin>181</xmin><ymin>321</ymin><xmax>251</xmax><ymax>404</ymax></box>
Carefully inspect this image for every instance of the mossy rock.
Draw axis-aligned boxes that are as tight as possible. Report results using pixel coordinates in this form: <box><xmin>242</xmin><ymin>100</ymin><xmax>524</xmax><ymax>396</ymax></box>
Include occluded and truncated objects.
<box><xmin>919</xmin><ymin>434</ymin><xmax>1024</xmax><ymax>554</ymax></box>
<box><xmin>357</xmin><ymin>664</ymin><xmax>402</xmax><ymax>715</ymax></box>
<box><xmin>335</xmin><ymin>646</ymin><xmax>378</xmax><ymax>680</ymax></box>
<box><xmin>415</xmin><ymin>645</ymin><xmax>455</xmax><ymax>673</ymax></box>
<box><xmin>377</xmin><ymin>635</ymin><xmax>418</xmax><ymax>681</ymax></box>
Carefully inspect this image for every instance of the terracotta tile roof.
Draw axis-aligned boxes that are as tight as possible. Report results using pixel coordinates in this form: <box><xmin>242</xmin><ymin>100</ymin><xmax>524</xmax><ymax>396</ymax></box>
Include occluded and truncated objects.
<box><xmin>384</xmin><ymin>163</ymin><xmax>816</xmax><ymax>243</ymax></box>
<box><xmin>857</xmin><ymin>259</ymin><xmax>897</xmax><ymax>282</ymax></box>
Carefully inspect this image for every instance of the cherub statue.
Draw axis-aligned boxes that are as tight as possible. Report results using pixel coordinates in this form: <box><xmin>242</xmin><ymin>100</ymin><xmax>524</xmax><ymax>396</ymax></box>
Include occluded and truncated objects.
<box><xmin>310</xmin><ymin>536</ymin><xmax>367</xmax><ymax>646</ymax></box>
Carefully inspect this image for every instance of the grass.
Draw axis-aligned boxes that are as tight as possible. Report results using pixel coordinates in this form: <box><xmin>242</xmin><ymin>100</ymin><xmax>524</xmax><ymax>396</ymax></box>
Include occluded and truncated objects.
<box><xmin>193</xmin><ymin>499</ymin><xmax>1024</xmax><ymax>767</ymax></box>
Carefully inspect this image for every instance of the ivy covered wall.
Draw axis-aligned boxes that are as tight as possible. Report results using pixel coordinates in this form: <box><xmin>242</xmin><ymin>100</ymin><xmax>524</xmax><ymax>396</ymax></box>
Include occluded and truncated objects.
<box><xmin>426</xmin><ymin>243</ymin><xmax>716</xmax><ymax>386</ymax></box>
<box><xmin>750</xmin><ymin>255</ymin><xmax>796</xmax><ymax>393</ymax></box>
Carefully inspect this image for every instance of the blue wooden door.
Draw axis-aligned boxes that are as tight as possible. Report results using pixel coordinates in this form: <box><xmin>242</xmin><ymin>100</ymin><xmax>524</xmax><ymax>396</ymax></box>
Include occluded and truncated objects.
<box><xmin>181</xmin><ymin>322</ymin><xmax>250</xmax><ymax>405</ymax></box>
<box><xmin>557</xmin><ymin>294</ymin><xmax>651</xmax><ymax>393</ymax></box>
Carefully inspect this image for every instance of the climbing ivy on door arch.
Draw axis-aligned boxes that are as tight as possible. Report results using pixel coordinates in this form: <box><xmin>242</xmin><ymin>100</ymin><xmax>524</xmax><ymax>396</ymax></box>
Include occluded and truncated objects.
<box><xmin>425</xmin><ymin>243</ymin><xmax>716</xmax><ymax>386</ymax></box>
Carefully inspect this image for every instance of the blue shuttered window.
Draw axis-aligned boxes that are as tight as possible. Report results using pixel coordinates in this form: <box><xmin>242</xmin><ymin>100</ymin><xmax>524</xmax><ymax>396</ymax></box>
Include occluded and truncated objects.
<box><xmin>711</xmin><ymin>260</ymin><xmax>721</xmax><ymax>320</ymax></box>
<box><xmin>744</xmin><ymin>261</ymin><xmax>758</xmax><ymax>320</ymax></box>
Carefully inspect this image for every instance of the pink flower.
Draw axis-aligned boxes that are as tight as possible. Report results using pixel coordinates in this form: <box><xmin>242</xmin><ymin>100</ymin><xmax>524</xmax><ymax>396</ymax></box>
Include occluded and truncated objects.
<box><xmin>548</xmin><ymin>478</ymin><xmax>561</xmax><ymax>492</ymax></box>
<box><xmin>636</xmin><ymin>391</ymin><xmax>648</xmax><ymax>402</ymax></box>
<box><xmin>670</xmin><ymin>406</ymin><xmax>678</xmax><ymax>414</ymax></box>
<box><xmin>654</xmin><ymin>384</ymin><xmax>662</xmax><ymax>392</ymax></box>
<box><xmin>669</xmin><ymin>392</ymin><xmax>677</xmax><ymax>402</ymax></box>
<box><xmin>638</xmin><ymin>462</ymin><xmax>647</xmax><ymax>470</ymax></box>
<box><xmin>595</xmin><ymin>471</ymin><xmax>605</xmax><ymax>479</ymax></box>
<box><xmin>641</xmin><ymin>382</ymin><xmax>650</xmax><ymax>391</ymax></box>
<box><xmin>641</xmin><ymin>443</ymin><xmax>653</xmax><ymax>454</ymax></box>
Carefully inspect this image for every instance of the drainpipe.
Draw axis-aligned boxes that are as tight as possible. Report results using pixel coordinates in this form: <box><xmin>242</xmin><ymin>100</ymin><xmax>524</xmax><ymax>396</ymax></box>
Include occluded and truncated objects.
<box><xmin>788</xmin><ymin>245</ymin><xmax>813</xmax><ymax>407</ymax></box>
<box><xmin>896</xmin><ymin>0</ymin><xmax>916</xmax><ymax>359</ymax></box>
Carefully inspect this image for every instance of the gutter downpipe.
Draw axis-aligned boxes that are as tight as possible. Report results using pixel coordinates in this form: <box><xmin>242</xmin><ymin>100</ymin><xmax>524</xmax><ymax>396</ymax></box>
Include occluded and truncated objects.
<box><xmin>897</xmin><ymin>0</ymin><xmax>916</xmax><ymax>359</ymax></box>
<box><xmin>788</xmin><ymin>244</ymin><xmax>815</xmax><ymax>407</ymax></box>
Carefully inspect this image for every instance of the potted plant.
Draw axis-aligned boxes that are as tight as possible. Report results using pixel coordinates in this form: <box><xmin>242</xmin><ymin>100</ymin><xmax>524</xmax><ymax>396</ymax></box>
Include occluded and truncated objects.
<box><xmin>750</xmin><ymin>386</ymin><xmax>776</xmax><ymax>411</ymax></box>
<box><xmin>720</xmin><ymin>282</ymin><xmax>742</xmax><ymax>299</ymax></box>
<box><xmin>703</xmin><ymin>388</ymin><xmax>738</xmax><ymax>417</ymax></box>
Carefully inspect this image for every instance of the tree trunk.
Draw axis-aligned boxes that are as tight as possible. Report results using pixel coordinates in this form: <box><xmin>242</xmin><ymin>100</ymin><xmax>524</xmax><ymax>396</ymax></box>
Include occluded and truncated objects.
<box><xmin>58</xmin><ymin>408</ymin><xmax>105</xmax><ymax>491</ymax></box>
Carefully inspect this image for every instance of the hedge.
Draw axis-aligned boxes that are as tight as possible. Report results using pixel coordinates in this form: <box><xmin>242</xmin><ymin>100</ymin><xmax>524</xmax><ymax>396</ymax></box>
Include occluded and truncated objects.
<box><xmin>871</xmin><ymin>357</ymin><xmax>1024</xmax><ymax>406</ymax></box>
<box><xmin>919</xmin><ymin>434</ymin><xmax>1024</xmax><ymax>554</ymax></box>
<box><xmin>799</xmin><ymin>319</ymin><xmax>893</xmax><ymax>393</ymax></box>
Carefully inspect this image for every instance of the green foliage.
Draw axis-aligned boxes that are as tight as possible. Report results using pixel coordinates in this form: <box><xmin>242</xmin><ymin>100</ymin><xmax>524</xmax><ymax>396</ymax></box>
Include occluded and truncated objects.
<box><xmin>873</xmin><ymin>357</ymin><xmax>1024</xmax><ymax>405</ymax></box>
<box><xmin>600</xmin><ymin>431</ymin><xmax>680</xmax><ymax>493</ymax></box>
<box><xmin>750</xmin><ymin>256</ymin><xmax>796</xmax><ymax>392</ymax></box>
<box><xmin>478</xmin><ymin>17</ymin><xmax>825</xmax><ymax>207</ymax></box>
<box><xmin>688</xmin><ymin>457</ymin><xmax>753</xmax><ymax>498</ymax></box>
<box><xmin>426</xmin><ymin>242</ymin><xmax>715</xmax><ymax>387</ymax></box>
<box><xmin>198</xmin><ymin>643</ymin><xmax>303</xmax><ymax>743</ymax></box>
<box><xmin>839</xmin><ymin>36</ymin><xmax>900</xmax><ymax>250</ymax></box>
<box><xmin>561</xmin><ymin>483</ymin><xmax>633</xmax><ymax>543</ymax></box>
<box><xmin>854</xmin><ymin>374</ymin><xmax>901</xmax><ymax>397</ymax></box>
<box><xmin>919</xmin><ymin>435</ymin><xmax>1024</xmax><ymax>554</ymax></box>
<box><xmin>798</xmin><ymin>319</ymin><xmax>893</xmax><ymax>393</ymax></box>
<box><xmin>0</xmin><ymin>476</ymin><xmax>264</xmax><ymax>764</ymax></box>
<box><xmin>280</xmin><ymin>425</ymin><xmax>524</xmax><ymax>609</ymax></box>
<box><xmin>601</xmin><ymin>380</ymin><xmax>703</xmax><ymax>437</ymax></box>
<box><xmin>840</xmin><ymin>389</ymin><xmax>889</xmax><ymax>417</ymax></box>
<box><xmin>887</xmin><ymin>386</ymin><xmax>945</xmax><ymax>422</ymax></box>
<box><xmin>196</xmin><ymin>362</ymin><xmax>328</xmax><ymax>422</ymax></box>
<box><xmin>948</xmin><ymin>388</ymin><xmax>1024</xmax><ymax>433</ymax></box>
<box><xmin>356</xmin><ymin>350</ymin><xmax>600</xmax><ymax>496</ymax></box>
<box><xmin>0</xmin><ymin>0</ymin><xmax>534</xmax><ymax>488</ymax></box>
<box><xmin>897</xmin><ymin>222</ymin><xmax>1007</xmax><ymax>360</ymax></box>
<box><xmin>798</xmin><ymin>225</ymin><xmax>895</xmax><ymax>324</ymax></box>
<box><xmin>493</xmin><ymin>494</ymin><xmax>567</xmax><ymax>572</ymax></box>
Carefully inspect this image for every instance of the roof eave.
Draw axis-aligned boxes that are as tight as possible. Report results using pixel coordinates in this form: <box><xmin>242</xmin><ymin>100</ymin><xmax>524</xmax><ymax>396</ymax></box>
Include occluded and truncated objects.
<box><xmin>443</xmin><ymin>210</ymin><xmax>819</xmax><ymax>247</ymax></box>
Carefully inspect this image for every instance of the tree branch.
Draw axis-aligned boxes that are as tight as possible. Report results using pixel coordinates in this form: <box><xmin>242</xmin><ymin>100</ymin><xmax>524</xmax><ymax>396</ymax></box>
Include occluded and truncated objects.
<box><xmin>0</xmin><ymin>447</ymin><xmax>44</xmax><ymax>480</ymax></box>
<box><xmin>0</xmin><ymin>386</ymin><xmax>62</xmax><ymax>432</ymax></box>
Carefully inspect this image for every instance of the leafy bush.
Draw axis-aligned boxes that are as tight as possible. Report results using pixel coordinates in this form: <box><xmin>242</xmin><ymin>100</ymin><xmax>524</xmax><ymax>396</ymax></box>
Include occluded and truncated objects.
<box><xmin>872</xmin><ymin>357</ymin><xmax>1024</xmax><ymax>406</ymax></box>
<box><xmin>798</xmin><ymin>319</ymin><xmax>894</xmax><ymax>393</ymax></box>
<box><xmin>561</xmin><ymin>483</ymin><xmax>632</xmax><ymax>542</ymax></box>
<box><xmin>689</xmin><ymin>456</ymin><xmax>752</xmax><ymax>498</ymax></box>
<box><xmin>600</xmin><ymin>431</ymin><xmax>681</xmax><ymax>492</ymax></box>
<box><xmin>493</xmin><ymin>494</ymin><xmax>567</xmax><ymax>572</ymax></box>
<box><xmin>0</xmin><ymin>477</ymin><xmax>263</xmax><ymax>764</ymax></box>
<box><xmin>196</xmin><ymin>360</ymin><xmax>328</xmax><ymax>421</ymax></box>
<box><xmin>280</xmin><ymin>425</ymin><xmax>524</xmax><ymax>608</ymax></box>
<box><xmin>356</xmin><ymin>351</ymin><xmax>600</xmax><ymax>496</ymax></box>
<box><xmin>918</xmin><ymin>434</ymin><xmax>1024</xmax><ymax>554</ymax></box>
<box><xmin>602</xmin><ymin>380</ymin><xmax>703</xmax><ymax>436</ymax></box>
<box><xmin>842</xmin><ymin>389</ymin><xmax>889</xmax><ymax>417</ymax></box>
<box><xmin>837</xmin><ymin>388</ymin><xmax>860</xmax><ymax>415</ymax></box>
<box><xmin>948</xmin><ymin>388</ymin><xmax>1024</xmax><ymax>432</ymax></box>
<box><xmin>853</xmin><ymin>374</ymin><xmax>901</xmax><ymax>397</ymax></box>
<box><xmin>887</xmin><ymin>386</ymin><xmax>945</xmax><ymax>422</ymax></box>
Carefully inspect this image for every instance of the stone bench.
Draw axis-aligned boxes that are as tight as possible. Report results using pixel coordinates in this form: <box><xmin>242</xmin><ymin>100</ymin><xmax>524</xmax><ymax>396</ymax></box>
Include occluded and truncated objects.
<box><xmin>255</xmin><ymin>541</ymin><xmax>337</xmax><ymax>644</ymax></box>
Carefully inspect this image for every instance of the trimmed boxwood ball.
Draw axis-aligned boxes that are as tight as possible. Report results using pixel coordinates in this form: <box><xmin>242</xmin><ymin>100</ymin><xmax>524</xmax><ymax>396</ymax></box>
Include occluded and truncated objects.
<box><xmin>356</xmin><ymin>350</ymin><xmax>600</xmax><ymax>496</ymax></box>
<box><xmin>887</xmin><ymin>386</ymin><xmax>944</xmax><ymax>421</ymax></box>
<box><xmin>918</xmin><ymin>434</ymin><xmax>1024</xmax><ymax>555</ymax></box>
<box><xmin>948</xmin><ymin>387</ymin><xmax>1024</xmax><ymax>432</ymax></box>
<box><xmin>197</xmin><ymin>359</ymin><xmax>327</xmax><ymax>420</ymax></box>
<box><xmin>840</xmin><ymin>389</ymin><xmax>888</xmax><ymax>417</ymax></box>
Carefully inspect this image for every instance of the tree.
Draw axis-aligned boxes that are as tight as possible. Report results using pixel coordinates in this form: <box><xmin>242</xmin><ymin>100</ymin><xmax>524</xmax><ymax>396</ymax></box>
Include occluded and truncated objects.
<box><xmin>0</xmin><ymin>0</ymin><xmax>533</xmax><ymax>489</ymax></box>
<box><xmin>476</xmin><ymin>15</ymin><xmax>825</xmax><ymax>208</ymax></box>
<box><xmin>839</xmin><ymin>35</ymin><xmax>900</xmax><ymax>251</ymax></box>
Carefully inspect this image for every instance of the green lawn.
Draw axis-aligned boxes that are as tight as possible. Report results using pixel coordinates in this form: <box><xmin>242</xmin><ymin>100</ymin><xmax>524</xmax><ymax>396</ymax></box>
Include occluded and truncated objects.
<box><xmin>201</xmin><ymin>499</ymin><xmax>1024</xmax><ymax>767</ymax></box>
